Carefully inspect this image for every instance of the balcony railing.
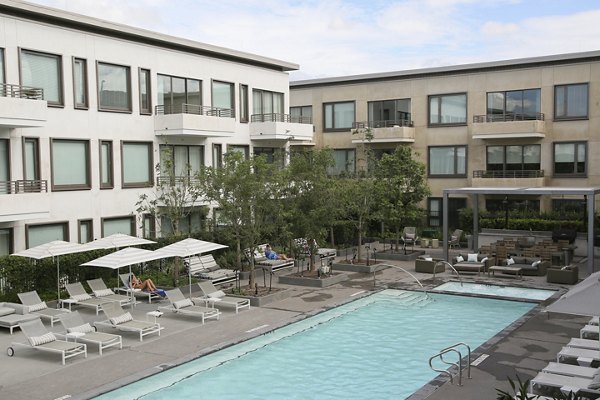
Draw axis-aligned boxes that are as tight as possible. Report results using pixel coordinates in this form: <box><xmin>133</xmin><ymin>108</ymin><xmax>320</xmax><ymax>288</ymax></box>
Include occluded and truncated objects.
<box><xmin>0</xmin><ymin>180</ymin><xmax>48</xmax><ymax>194</ymax></box>
<box><xmin>250</xmin><ymin>113</ymin><xmax>312</xmax><ymax>124</ymax></box>
<box><xmin>155</xmin><ymin>104</ymin><xmax>234</xmax><ymax>118</ymax></box>
<box><xmin>472</xmin><ymin>170</ymin><xmax>544</xmax><ymax>178</ymax></box>
<box><xmin>156</xmin><ymin>176</ymin><xmax>200</xmax><ymax>186</ymax></box>
<box><xmin>0</xmin><ymin>83</ymin><xmax>44</xmax><ymax>100</ymax></box>
<box><xmin>353</xmin><ymin>119</ymin><xmax>414</xmax><ymax>129</ymax></box>
<box><xmin>473</xmin><ymin>113</ymin><xmax>545</xmax><ymax>123</ymax></box>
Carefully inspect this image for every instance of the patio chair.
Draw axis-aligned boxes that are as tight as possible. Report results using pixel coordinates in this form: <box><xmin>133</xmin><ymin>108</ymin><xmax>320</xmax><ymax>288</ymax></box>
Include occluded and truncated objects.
<box><xmin>530</xmin><ymin>371</ymin><xmax>600</xmax><ymax>397</ymax></box>
<box><xmin>65</xmin><ymin>282</ymin><xmax>114</xmax><ymax>315</ymax></box>
<box><xmin>58</xmin><ymin>311</ymin><xmax>122</xmax><ymax>355</ymax></box>
<box><xmin>159</xmin><ymin>288</ymin><xmax>220</xmax><ymax>324</ymax></box>
<box><xmin>87</xmin><ymin>278</ymin><xmax>132</xmax><ymax>307</ymax></box>
<box><xmin>402</xmin><ymin>227</ymin><xmax>417</xmax><ymax>254</ymax></box>
<box><xmin>590</xmin><ymin>316</ymin><xmax>599</xmax><ymax>326</ymax></box>
<box><xmin>17</xmin><ymin>290</ymin><xmax>71</xmax><ymax>327</ymax></box>
<box><xmin>449</xmin><ymin>229</ymin><xmax>463</xmax><ymax>249</ymax></box>
<box><xmin>95</xmin><ymin>302</ymin><xmax>163</xmax><ymax>341</ymax></box>
<box><xmin>246</xmin><ymin>244</ymin><xmax>295</xmax><ymax>271</ymax></box>
<box><xmin>118</xmin><ymin>272</ymin><xmax>162</xmax><ymax>303</ymax></box>
<box><xmin>580</xmin><ymin>324</ymin><xmax>599</xmax><ymax>340</ymax></box>
<box><xmin>557</xmin><ymin>346</ymin><xmax>600</xmax><ymax>365</ymax></box>
<box><xmin>542</xmin><ymin>362</ymin><xmax>598</xmax><ymax>379</ymax></box>
<box><xmin>7</xmin><ymin>318</ymin><xmax>87</xmax><ymax>365</ymax></box>
<box><xmin>195</xmin><ymin>281</ymin><xmax>250</xmax><ymax>314</ymax></box>
<box><xmin>567</xmin><ymin>337</ymin><xmax>600</xmax><ymax>350</ymax></box>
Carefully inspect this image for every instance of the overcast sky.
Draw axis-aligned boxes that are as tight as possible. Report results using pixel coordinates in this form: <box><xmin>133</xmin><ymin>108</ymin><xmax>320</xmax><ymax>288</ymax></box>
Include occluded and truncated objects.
<box><xmin>25</xmin><ymin>0</ymin><xmax>600</xmax><ymax>81</ymax></box>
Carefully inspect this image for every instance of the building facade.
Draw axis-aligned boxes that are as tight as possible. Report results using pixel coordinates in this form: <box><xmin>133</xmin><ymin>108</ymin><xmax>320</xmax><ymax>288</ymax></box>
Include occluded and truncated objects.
<box><xmin>290</xmin><ymin>52</ymin><xmax>600</xmax><ymax>228</ymax></box>
<box><xmin>0</xmin><ymin>0</ymin><xmax>313</xmax><ymax>254</ymax></box>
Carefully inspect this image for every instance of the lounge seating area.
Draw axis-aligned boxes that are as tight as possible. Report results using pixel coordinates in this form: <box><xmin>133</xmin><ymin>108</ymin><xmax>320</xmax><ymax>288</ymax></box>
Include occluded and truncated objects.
<box><xmin>0</xmin><ymin>301</ymin><xmax>39</xmax><ymax>334</ymax></box>
<box><xmin>186</xmin><ymin>254</ymin><xmax>237</xmax><ymax>286</ymax></box>
<box><xmin>245</xmin><ymin>244</ymin><xmax>295</xmax><ymax>272</ymax></box>
<box><xmin>65</xmin><ymin>282</ymin><xmax>114</xmax><ymax>315</ymax></box>
<box><xmin>451</xmin><ymin>253</ymin><xmax>495</xmax><ymax>275</ymax></box>
<box><xmin>159</xmin><ymin>288</ymin><xmax>221</xmax><ymax>324</ymax></box>
<box><xmin>195</xmin><ymin>281</ymin><xmax>250</xmax><ymax>314</ymax></box>
<box><xmin>95</xmin><ymin>302</ymin><xmax>163</xmax><ymax>341</ymax></box>
<box><xmin>17</xmin><ymin>290</ymin><xmax>71</xmax><ymax>327</ymax></box>
<box><xmin>414</xmin><ymin>255</ymin><xmax>445</xmax><ymax>274</ymax></box>
<box><xmin>501</xmin><ymin>256</ymin><xmax>549</xmax><ymax>276</ymax></box>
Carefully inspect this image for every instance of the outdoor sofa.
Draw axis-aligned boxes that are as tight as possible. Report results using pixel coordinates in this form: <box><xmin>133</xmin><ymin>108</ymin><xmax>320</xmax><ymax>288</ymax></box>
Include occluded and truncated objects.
<box><xmin>452</xmin><ymin>253</ymin><xmax>495</xmax><ymax>274</ymax></box>
<box><xmin>501</xmin><ymin>256</ymin><xmax>549</xmax><ymax>276</ymax></box>
<box><xmin>547</xmin><ymin>265</ymin><xmax>578</xmax><ymax>284</ymax></box>
<box><xmin>0</xmin><ymin>302</ymin><xmax>39</xmax><ymax>334</ymax></box>
<box><xmin>414</xmin><ymin>256</ymin><xmax>444</xmax><ymax>274</ymax></box>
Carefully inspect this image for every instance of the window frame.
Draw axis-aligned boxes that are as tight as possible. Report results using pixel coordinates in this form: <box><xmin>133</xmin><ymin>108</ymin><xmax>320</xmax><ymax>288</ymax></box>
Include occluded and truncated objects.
<box><xmin>26</xmin><ymin>221</ymin><xmax>69</xmax><ymax>249</ymax></box>
<box><xmin>160</xmin><ymin>144</ymin><xmax>205</xmax><ymax>178</ymax></box>
<box><xmin>96</xmin><ymin>61</ymin><xmax>132</xmax><ymax>113</ymax></box>
<box><xmin>212</xmin><ymin>144</ymin><xmax>223</xmax><ymax>168</ymax></box>
<box><xmin>138</xmin><ymin>68</ymin><xmax>152</xmax><ymax>115</ymax></box>
<box><xmin>121</xmin><ymin>141</ymin><xmax>154</xmax><ymax>188</ymax></box>
<box><xmin>19</xmin><ymin>48</ymin><xmax>64</xmax><ymax>107</ymax></box>
<box><xmin>50</xmin><ymin>139</ymin><xmax>91</xmax><ymax>191</ymax></box>
<box><xmin>328</xmin><ymin>148</ymin><xmax>356</xmax><ymax>176</ymax></box>
<box><xmin>0</xmin><ymin>48</ymin><xmax>6</xmax><ymax>85</ymax></box>
<box><xmin>227</xmin><ymin>144</ymin><xmax>250</xmax><ymax>160</ymax></box>
<box><xmin>485</xmin><ymin>144</ymin><xmax>541</xmax><ymax>172</ymax></box>
<box><xmin>240</xmin><ymin>84</ymin><xmax>249</xmax><ymax>123</ymax></box>
<box><xmin>0</xmin><ymin>138</ymin><xmax>10</xmax><ymax>185</ymax></box>
<box><xmin>72</xmin><ymin>57</ymin><xmax>88</xmax><ymax>109</ymax></box>
<box><xmin>367</xmin><ymin>98</ymin><xmax>411</xmax><ymax>126</ymax></box>
<box><xmin>100</xmin><ymin>140</ymin><xmax>114</xmax><ymax>189</ymax></box>
<box><xmin>211</xmin><ymin>79</ymin><xmax>235</xmax><ymax>117</ymax></box>
<box><xmin>290</xmin><ymin>105</ymin><xmax>313</xmax><ymax>123</ymax></box>
<box><xmin>0</xmin><ymin>227</ymin><xmax>13</xmax><ymax>256</ymax></box>
<box><xmin>554</xmin><ymin>83</ymin><xmax>589</xmax><ymax>121</ymax></box>
<box><xmin>486</xmin><ymin>88</ymin><xmax>541</xmax><ymax>120</ymax></box>
<box><xmin>427</xmin><ymin>145</ymin><xmax>468</xmax><ymax>178</ymax></box>
<box><xmin>553</xmin><ymin>141</ymin><xmax>587</xmax><ymax>177</ymax></box>
<box><xmin>157</xmin><ymin>73</ymin><xmax>203</xmax><ymax>113</ymax></box>
<box><xmin>22</xmin><ymin>137</ymin><xmax>40</xmax><ymax>181</ymax></box>
<box><xmin>428</xmin><ymin>92</ymin><xmax>467</xmax><ymax>127</ymax></box>
<box><xmin>323</xmin><ymin>101</ymin><xmax>355</xmax><ymax>132</ymax></box>
<box><xmin>142</xmin><ymin>214</ymin><xmax>156</xmax><ymax>239</ymax></box>
<box><xmin>78</xmin><ymin>219</ymin><xmax>93</xmax><ymax>244</ymax></box>
<box><xmin>101</xmin><ymin>215</ymin><xmax>135</xmax><ymax>237</ymax></box>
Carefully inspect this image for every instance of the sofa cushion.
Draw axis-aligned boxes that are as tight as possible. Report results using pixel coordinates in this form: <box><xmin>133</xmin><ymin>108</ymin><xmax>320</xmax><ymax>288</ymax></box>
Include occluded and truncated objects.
<box><xmin>455</xmin><ymin>255</ymin><xmax>464</xmax><ymax>263</ymax></box>
<box><xmin>67</xmin><ymin>323</ymin><xmax>94</xmax><ymax>334</ymax></box>
<box><xmin>512</xmin><ymin>257</ymin><xmax>526</xmax><ymax>264</ymax></box>
<box><xmin>173</xmin><ymin>298</ymin><xmax>193</xmax><ymax>309</ymax></box>
<box><xmin>28</xmin><ymin>332</ymin><xmax>57</xmax><ymax>346</ymax></box>
<box><xmin>506</xmin><ymin>258</ymin><xmax>515</xmax><ymax>265</ymax></box>
<box><xmin>110</xmin><ymin>312</ymin><xmax>133</xmax><ymax>325</ymax></box>
<box><xmin>0</xmin><ymin>306</ymin><xmax>14</xmax><ymax>317</ymax></box>
<box><xmin>467</xmin><ymin>253</ymin><xmax>478</xmax><ymax>262</ymax></box>
<box><xmin>28</xmin><ymin>302</ymin><xmax>47</xmax><ymax>312</ymax></box>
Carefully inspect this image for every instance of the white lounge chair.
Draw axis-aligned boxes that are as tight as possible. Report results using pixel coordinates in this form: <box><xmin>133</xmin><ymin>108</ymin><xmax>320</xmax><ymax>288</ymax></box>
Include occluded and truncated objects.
<box><xmin>17</xmin><ymin>290</ymin><xmax>71</xmax><ymax>327</ymax></box>
<box><xmin>581</xmin><ymin>324</ymin><xmax>599</xmax><ymax>339</ymax></box>
<box><xmin>195</xmin><ymin>281</ymin><xmax>250</xmax><ymax>314</ymax></box>
<box><xmin>7</xmin><ymin>318</ymin><xmax>87</xmax><ymax>365</ymax></box>
<box><xmin>87</xmin><ymin>278</ymin><xmax>133</xmax><ymax>307</ymax></box>
<box><xmin>65</xmin><ymin>282</ymin><xmax>114</xmax><ymax>315</ymax></box>
<box><xmin>95</xmin><ymin>302</ymin><xmax>163</xmax><ymax>341</ymax></box>
<box><xmin>557</xmin><ymin>346</ymin><xmax>600</xmax><ymax>365</ymax></box>
<box><xmin>530</xmin><ymin>371</ymin><xmax>600</xmax><ymax>397</ymax></box>
<box><xmin>590</xmin><ymin>316</ymin><xmax>599</xmax><ymax>326</ymax></box>
<box><xmin>246</xmin><ymin>244</ymin><xmax>295</xmax><ymax>271</ymax></box>
<box><xmin>159</xmin><ymin>288</ymin><xmax>220</xmax><ymax>324</ymax></box>
<box><xmin>187</xmin><ymin>255</ymin><xmax>237</xmax><ymax>285</ymax></box>
<box><xmin>567</xmin><ymin>337</ymin><xmax>600</xmax><ymax>350</ymax></box>
<box><xmin>118</xmin><ymin>273</ymin><xmax>162</xmax><ymax>303</ymax></box>
<box><xmin>542</xmin><ymin>362</ymin><xmax>599</xmax><ymax>379</ymax></box>
<box><xmin>58</xmin><ymin>311</ymin><xmax>122</xmax><ymax>355</ymax></box>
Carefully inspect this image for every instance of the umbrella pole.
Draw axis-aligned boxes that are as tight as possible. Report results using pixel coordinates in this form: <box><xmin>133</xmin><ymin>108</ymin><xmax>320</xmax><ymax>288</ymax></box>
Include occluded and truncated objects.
<box><xmin>57</xmin><ymin>256</ymin><xmax>61</xmax><ymax>308</ymax></box>
<box><xmin>189</xmin><ymin>255</ymin><xmax>193</xmax><ymax>299</ymax></box>
<box><xmin>129</xmin><ymin>265</ymin><xmax>134</xmax><ymax>310</ymax></box>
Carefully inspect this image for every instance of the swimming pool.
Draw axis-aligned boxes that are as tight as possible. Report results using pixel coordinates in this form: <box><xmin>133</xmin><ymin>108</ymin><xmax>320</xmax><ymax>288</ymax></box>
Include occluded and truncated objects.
<box><xmin>433</xmin><ymin>282</ymin><xmax>556</xmax><ymax>301</ymax></box>
<box><xmin>96</xmin><ymin>290</ymin><xmax>536</xmax><ymax>400</ymax></box>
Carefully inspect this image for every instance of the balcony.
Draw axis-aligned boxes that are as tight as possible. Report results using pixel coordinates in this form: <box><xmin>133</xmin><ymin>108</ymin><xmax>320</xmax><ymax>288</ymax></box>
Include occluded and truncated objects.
<box><xmin>351</xmin><ymin>120</ymin><xmax>415</xmax><ymax>144</ymax></box>
<box><xmin>0</xmin><ymin>180</ymin><xmax>50</xmax><ymax>222</ymax></box>
<box><xmin>0</xmin><ymin>84</ymin><xmax>47</xmax><ymax>128</ymax></box>
<box><xmin>471</xmin><ymin>170</ymin><xmax>546</xmax><ymax>188</ymax></box>
<box><xmin>249</xmin><ymin>114</ymin><xmax>314</xmax><ymax>143</ymax></box>
<box><xmin>471</xmin><ymin>113</ymin><xmax>546</xmax><ymax>140</ymax></box>
<box><xmin>154</xmin><ymin>104</ymin><xmax>236</xmax><ymax>137</ymax></box>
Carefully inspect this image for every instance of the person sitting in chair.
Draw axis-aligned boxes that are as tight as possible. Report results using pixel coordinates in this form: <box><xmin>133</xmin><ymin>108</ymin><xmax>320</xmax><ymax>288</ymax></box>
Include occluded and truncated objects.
<box><xmin>264</xmin><ymin>244</ymin><xmax>289</xmax><ymax>260</ymax></box>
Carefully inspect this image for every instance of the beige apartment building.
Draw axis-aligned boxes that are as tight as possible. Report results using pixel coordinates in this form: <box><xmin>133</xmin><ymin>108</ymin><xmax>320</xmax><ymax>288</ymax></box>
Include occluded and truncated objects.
<box><xmin>290</xmin><ymin>51</ymin><xmax>600</xmax><ymax>228</ymax></box>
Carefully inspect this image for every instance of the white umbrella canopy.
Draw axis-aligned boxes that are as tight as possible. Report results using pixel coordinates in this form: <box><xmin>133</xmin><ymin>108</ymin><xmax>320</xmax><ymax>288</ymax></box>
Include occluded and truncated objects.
<box><xmin>545</xmin><ymin>271</ymin><xmax>600</xmax><ymax>317</ymax></box>
<box><xmin>88</xmin><ymin>233</ymin><xmax>156</xmax><ymax>250</ymax></box>
<box><xmin>81</xmin><ymin>247</ymin><xmax>166</xmax><ymax>269</ymax></box>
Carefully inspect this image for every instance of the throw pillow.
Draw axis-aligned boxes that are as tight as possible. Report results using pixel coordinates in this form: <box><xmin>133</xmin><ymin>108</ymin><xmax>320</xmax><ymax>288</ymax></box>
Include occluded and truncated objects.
<box><xmin>71</xmin><ymin>293</ymin><xmax>92</xmax><ymax>302</ymax></box>
<box><xmin>532</xmin><ymin>260</ymin><xmax>541</xmax><ymax>268</ymax></box>
<box><xmin>67</xmin><ymin>323</ymin><xmax>94</xmax><ymax>334</ymax></box>
<box><xmin>481</xmin><ymin>257</ymin><xmax>488</xmax><ymax>263</ymax></box>
<box><xmin>28</xmin><ymin>302</ymin><xmax>47</xmax><ymax>312</ymax></box>
<box><xmin>173</xmin><ymin>298</ymin><xmax>194</xmax><ymax>309</ymax></box>
<box><xmin>110</xmin><ymin>312</ymin><xmax>133</xmax><ymax>325</ymax></box>
<box><xmin>94</xmin><ymin>289</ymin><xmax>114</xmax><ymax>297</ymax></box>
<box><xmin>209</xmin><ymin>290</ymin><xmax>226</xmax><ymax>299</ymax></box>
<box><xmin>424</xmin><ymin>257</ymin><xmax>433</xmax><ymax>262</ymax></box>
<box><xmin>28</xmin><ymin>332</ymin><xmax>56</xmax><ymax>346</ymax></box>
<box><xmin>506</xmin><ymin>258</ymin><xmax>515</xmax><ymax>265</ymax></box>
<box><xmin>561</xmin><ymin>266</ymin><xmax>569</xmax><ymax>270</ymax></box>
<box><xmin>455</xmin><ymin>255</ymin><xmax>464</xmax><ymax>263</ymax></box>
<box><xmin>467</xmin><ymin>253</ymin><xmax>478</xmax><ymax>262</ymax></box>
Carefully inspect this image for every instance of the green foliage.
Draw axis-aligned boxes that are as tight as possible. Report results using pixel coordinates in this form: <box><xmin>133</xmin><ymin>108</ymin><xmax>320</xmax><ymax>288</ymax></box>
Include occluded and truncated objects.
<box><xmin>496</xmin><ymin>376</ymin><xmax>584</xmax><ymax>400</ymax></box>
<box><xmin>459</xmin><ymin>207</ymin><xmax>587</xmax><ymax>232</ymax></box>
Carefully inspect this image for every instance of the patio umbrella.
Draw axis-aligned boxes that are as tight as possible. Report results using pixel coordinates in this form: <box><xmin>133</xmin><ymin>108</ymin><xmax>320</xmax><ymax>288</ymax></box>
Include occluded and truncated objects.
<box><xmin>12</xmin><ymin>240</ymin><xmax>100</xmax><ymax>303</ymax></box>
<box><xmin>154</xmin><ymin>238</ymin><xmax>228</xmax><ymax>297</ymax></box>
<box><xmin>88</xmin><ymin>233</ymin><xmax>155</xmax><ymax>250</ymax></box>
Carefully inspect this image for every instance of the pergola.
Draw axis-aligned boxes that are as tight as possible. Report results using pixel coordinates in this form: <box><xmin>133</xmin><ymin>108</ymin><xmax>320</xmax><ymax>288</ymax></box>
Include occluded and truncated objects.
<box><xmin>442</xmin><ymin>186</ymin><xmax>600</xmax><ymax>274</ymax></box>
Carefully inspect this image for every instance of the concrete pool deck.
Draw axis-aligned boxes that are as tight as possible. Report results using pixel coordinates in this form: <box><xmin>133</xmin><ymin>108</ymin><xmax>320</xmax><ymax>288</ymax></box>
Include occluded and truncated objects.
<box><xmin>0</xmin><ymin>248</ymin><xmax>593</xmax><ymax>400</ymax></box>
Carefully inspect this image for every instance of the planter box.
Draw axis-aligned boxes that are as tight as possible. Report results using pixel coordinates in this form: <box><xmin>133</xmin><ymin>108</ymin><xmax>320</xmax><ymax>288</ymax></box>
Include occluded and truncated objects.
<box><xmin>231</xmin><ymin>289</ymin><xmax>291</xmax><ymax>307</ymax></box>
<box><xmin>376</xmin><ymin>250</ymin><xmax>425</xmax><ymax>261</ymax></box>
<box><xmin>332</xmin><ymin>262</ymin><xmax>389</xmax><ymax>274</ymax></box>
<box><xmin>278</xmin><ymin>272</ymin><xmax>348</xmax><ymax>288</ymax></box>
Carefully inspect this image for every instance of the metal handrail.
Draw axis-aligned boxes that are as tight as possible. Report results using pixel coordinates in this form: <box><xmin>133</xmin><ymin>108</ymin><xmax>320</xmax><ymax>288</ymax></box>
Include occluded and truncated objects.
<box><xmin>353</xmin><ymin>119</ymin><xmax>414</xmax><ymax>129</ymax></box>
<box><xmin>372</xmin><ymin>263</ymin><xmax>426</xmax><ymax>294</ymax></box>
<box><xmin>0</xmin><ymin>180</ymin><xmax>48</xmax><ymax>194</ymax></box>
<box><xmin>0</xmin><ymin>83</ymin><xmax>44</xmax><ymax>100</ymax></box>
<box><xmin>473</xmin><ymin>112</ymin><xmax>544</xmax><ymax>123</ymax></box>
<box><xmin>250</xmin><ymin>113</ymin><xmax>312</xmax><ymax>124</ymax></box>
<box><xmin>155</xmin><ymin>103</ymin><xmax>234</xmax><ymax>117</ymax></box>
<box><xmin>440</xmin><ymin>342</ymin><xmax>471</xmax><ymax>379</ymax></box>
<box><xmin>473</xmin><ymin>170</ymin><xmax>544</xmax><ymax>178</ymax></box>
<box><xmin>156</xmin><ymin>176</ymin><xmax>200</xmax><ymax>186</ymax></box>
<box><xmin>435</xmin><ymin>261</ymin><xmax>462</xmax><ymax>286</ymax></box>
<box><xmin>429</xmin><ymin>348</ymin><xmax>462</xmax><ymax>386</ymax></box>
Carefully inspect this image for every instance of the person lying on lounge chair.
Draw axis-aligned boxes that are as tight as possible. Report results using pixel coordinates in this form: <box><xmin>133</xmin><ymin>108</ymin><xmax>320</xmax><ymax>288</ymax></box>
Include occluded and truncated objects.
<box><xmin>265</xmin><ymin>244</ymin><xmax>289</xmax><ymax>260</ymax></box>
<box><xmin>131</xmin><ymin>274</ymin><xmax>165</xmax><ymax>297</ymax></box>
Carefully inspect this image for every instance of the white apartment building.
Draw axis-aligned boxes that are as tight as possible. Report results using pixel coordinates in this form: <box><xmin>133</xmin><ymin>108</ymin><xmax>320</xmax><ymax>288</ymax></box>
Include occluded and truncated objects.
<box><xmin>0</xmin><ymin>0</ymin><xmax>313</xmax><ymax>254</ymax></box>
<box><xmin>290</xmin><ymin>51</ymin><xmax>600</xmax><ymax>229</ymax></box>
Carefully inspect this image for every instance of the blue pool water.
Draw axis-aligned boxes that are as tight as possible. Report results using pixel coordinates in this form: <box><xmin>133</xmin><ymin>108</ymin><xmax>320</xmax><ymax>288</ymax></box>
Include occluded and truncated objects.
<box><xmin>433</xmin><ymin>282</ymin><xmax>556</xmax><ymax>301</ymax></box>
<box><xmin>97</xmin><ymin>290</ymin><xmax>536</xmax><ymax>400</ymax></box>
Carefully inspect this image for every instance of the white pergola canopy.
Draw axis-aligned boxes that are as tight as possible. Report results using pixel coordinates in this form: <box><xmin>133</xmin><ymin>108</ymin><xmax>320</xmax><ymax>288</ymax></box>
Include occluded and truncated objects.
<box><xmin>442</xmin><ymin>186</ymin><xmax>600</xmax><ymax>274</ymax></box>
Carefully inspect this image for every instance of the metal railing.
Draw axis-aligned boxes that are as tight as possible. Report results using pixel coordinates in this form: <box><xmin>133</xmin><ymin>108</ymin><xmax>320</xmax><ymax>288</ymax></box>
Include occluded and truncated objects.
<box><xmin>250</xmin><ymin>113</ymin><xmax>312</xmax><ymax>124</ymax></box>
<box><xmin>472</xmin><ymin>170</ymin><xmax>544</xmax><ymax>178</ymax></box>
<box><xmin>156</xmin><ymin>176</ymin><xmax>200</xmax><ymax>186</ymax></box>
<box><xmin>155</xmin><ymin>103</ymin><xmax>234</xmax><ymax>118</ymax></box>
<box><xmin>473</xmin><ymin>112</ymin><xmax>544</xmax><ymax>123</ymax></box>
<box><xmin>0</xmin><ymin>180</ymin><xmax>48</xmax><ymax>194</ymax></box>
<box><xmin>429</xmin><ymin>342</ymin><xmax>472</xmax><ymax>386</ymax></box>
<box><xmin>353</xmin><ymin>119</ymin><xmax>414</xmax><ymax>129</ymax></box>
<box><xmin>0</xmin><ymin>83</ymin><xmax>44</xmax><ymax>100</ymax></box>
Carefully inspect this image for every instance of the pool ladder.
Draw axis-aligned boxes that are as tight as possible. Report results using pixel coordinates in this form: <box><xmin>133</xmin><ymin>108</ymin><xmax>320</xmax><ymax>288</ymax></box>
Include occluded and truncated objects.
<box><xmin>428</xmin><ymin>342</ymin><xmax>471</xmax><ymax>386</ymax></box>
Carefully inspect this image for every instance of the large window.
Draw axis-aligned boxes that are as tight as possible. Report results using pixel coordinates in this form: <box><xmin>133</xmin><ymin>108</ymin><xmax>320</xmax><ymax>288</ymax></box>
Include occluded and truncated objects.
<box><xmin>100</xmin><ymin>140</ymin><xmax>113</xmax><ymax>189</ymax></box>
<box><xmin>0</xmin><ymin>228</ymin><xmax>12</xmax><ymax>256</ymax></box>
<box><xmin>486</xmin><ymin>145</ymin><xmax>540</xmax><ymax>172</ymax></box>
<box><xmin>78</xmin><ymin>219</ymin><xmax>93</xmax><ymax>244</ymax></box>
<box><xmin>428</xmin><ymin>146</ymin><xmax>466</xmax><ymax>177</ymax></box>
<box><xmin>290</xmin><ymin>106</ymin><xmax>312</xmax><ymax>123</ymax></box>
<box><xmin>0</xmin><ymin>139</ymin><xmax>8</xmax><ymax>193</ymax></box>
<box><xmin>555</xmin><ymin>83</ymin><xmax>588</xmax><ymax>120</ymax></box>
<box><xmin>487</xmin><ymin>89</ymin><xmax>541</xmax><ymax>120</ymax></box>
<box><xmin>227</xmin><ymin>145</ymin><xmax>249</xmax><ymax>160</ymax></box>
<box><xmin>157</xmin><ymin>74</ymin><xmax>201</xmax><ymax>113</ymax></box>
<box><xmin>20</xmin><ymin>49</ymin><xmax>63</xmax><ymax>105</ymax></box>
<box><xmin>72</xmin><ymin>58</ymin><xmax>88</xmax><ymax>109</ymax></box>
<box><xmin>240</xmin><ymin>84</ymin><xmax>249</xmax><ymax>123</ymax></box>
<box><xmin>554</xmin><ymin>142</ymin><xmax>586</xmax><ymax>176</ymax></box>
<box><xmin>428</xmin><ymin>93</ymin><xmax>467</xmax><ymax>125</ymax></box>
<box><xmin>161</xmin><ymin>209</ymin><xmax>205</xmax><ymax>237</ymax></box>
<box><xmin>139</xmin><ymin>68</ymin><xmax>152</xmax><ymax>114</ymax></box>
<box><xmin>368</xmin><ymin>99</ymin><xmax>411</xmax><ymax>126</ymax></box>
<box><xmin>328</xmin><ymin>149</ymin><xmax>355</xmax><ymax>176</ymax></box>
<box><xmin>23</xmin><ymin>137</ymin><xmax>40</xmax><ymax>181</ymax></box>
<box><xmin>102</xmin><ymin>216</ymin><xmax>134</xmax><ymax>237</ymax></box>
<box><xmin>252</xmin><ymin>89</ymin><xmax>284</xmax><ymax>115</ymax></box>
<box><xmin>160</xmin><ymin>144</ymin><xmax>204</xmax><ymax>178</ymax></box>
<box><xmin>27</xmin><ymin>222</ymin><xmax>68</xmax><ymax>248</ymax></box>
<box><xmin>0</xmin><ymin>48</ymin><xmax>4</xmax><ymax>84</ymax></box>
<box><xmin>212</xmin><ymin>80</ymin><xmax>234</xmax><ymax>115</ymax></box>
<box><xmin>212</xmin><ymin>144</ymin><xmax>223</xmax><ymax>168</ymax></box>
<box><xmin>51</xmin><ymin>139</ymin><xmax>90</xmax><ymax>190</ymax></box>
<box><xmin>427</xmin><ymin>198</ymin><xmax>466</xmax><ymax>228</ymax></box>
<box><xmin>97</xmin><ymin>62</ymin><xmax>131</xmax><ymax>112</ymax></box>
<box><xmin>121</xmin><ymin>141</ymin><xmax>153</xmax><ymax>188</ymax></box>
<box><xmin>324</xmin><ymin>101</ymin><xmax>355</xmax><ymax>131</ymax></box>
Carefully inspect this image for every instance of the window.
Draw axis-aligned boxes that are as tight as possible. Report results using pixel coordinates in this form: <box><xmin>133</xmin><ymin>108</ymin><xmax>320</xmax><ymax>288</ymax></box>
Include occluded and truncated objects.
<box><xmin>121</xmin><ymin>141</ymin><xmax>153</xmax><ymax>187</ymax></box>
<box><xmin>290</xmin><ymin>106</ymin><xmax>312</xmax><ymax>123</ymax></box>
<box><xmin>72</xmin><ymin>58</ymin><xmax>88</xmax><ymax>109</ymax></box>
<box><xmin>139</xmin><ymin>68</ymin><xmax>152</xmax><ymax>114</ymax></box>
<box><xmin>368</xmin><ymin>99</ymin><xmax>411</xmax><ymax>126</ymax></box>
<box><xmin>23</xmin><ymin>137</ymin><xmax>40</xmax><ymax>181</ymax></box>
<box><xmin>100</xmin><ymin>140</ymin><xmax>113</xmax><ymax>189</ymax></box>
<box><xmin>27</xmin><ymin>222</ymin><xmax>68</xmax><ymax>248</ymax></box>
<box><xmin>160</xmin><ymin>144</ymin><xmax>204</xmax><ymax>179</ymax></box>
<box><xmin>212</xmin><ymin>144</ymin><xmax>223</xmax><ymax>168</ymax></box>
<box><xmin>328</xmin><ymin>149</ymin><xmax>355</xmax><ymax>175</ymax></box>
<box><xmin>97</xmin><ymin>62</ymin><xmax>131</xmax><ymax>111</ymax></box>
<box><xmin>253</xmin><ymin>147</ymin><xmax>284</xmax><ymax>165</ymax></box>
<box><xmin>20</xmin><ymin>49</ymin><xmax>63</xmax><ymax>105</ymax></box>
<box><xmin>428</xmin><ymin>146</ymin><xmax>466</xmax><ymax>177</ymax></box>
<box><xmin>486</xmin><ymin>145</ymin><xmax>540</xmax><ymax>172</ymax></box>
<box><xmin>161</xmin><ymin>209</ymin><xmax>205</xmax><ymax>236</ymax></box>
<box><xmin>157</xmin><ymin>74</ymin><xmax>201</xmax><ymax>113</ymax></box>
<box><xmin>0</xmin><ymin>48</ymin><xmax>5</xmax><ymax>85</ymax></box>
<box><xmin>324</xmin><ymin>101</ymin><xmax>354</xmax><ymax>131</ymax></box>
<box><xmin>51</xmin><ymin>139</ymin><xmax>90</xmax><ymax>190</ymax></box>
<box><xmin>252</xmin><ymin>89</ymin><xmax>284</xmax><ymax>116</ymax></box>
<box><xmin>555</xmin><ymin>83</ymin><xmax>588</xmax><ymax>120</ymax></box>
<box><xmin>102</xmin><ymin>216</ymin><xmax>135</xmax><ymax>236</ymax></box>
<box><xmin>78</xmin><ymin>219</ymin><xmax>93</xmax><ymax>243</ymax></box>
<box><xmin>0</xmin><ymin>139</ymin><xmax>9</xmax><ymax>193</ymax></box>
<box><xmin>0</xmin><ymin>228</ymin><xmax>13</xmax><ymax>256</ymax></box>
<box><xmin>554</xmin><ymin>142</ymin><xmax>586</xmax><ymax>176</ymax></box>
<box><xmin>429</xmin><ymin>93</ymin><xmax>467</xmax><ymax>125</ymax></box>
<box><xmin>143</xmin><ymin>214</ymin><xmax>156</xmax><ymax>239</ymax></box>
<box><xmin>227</xmin><ymin>145</ymin><xmax>249</xmax><ymax>160</ymax></box>
<box><xmin>240</xmin><ymin>84</ymin><xmax>249</xmax><ymax>123</ymax></box>
<box><xmin>487</xmin><ymin>89</ymin><xmax>540</xmax><ymax>120</ymax></box>
<box><xmin>212</xmin><ymin>80</ymin><xmax>234</xmax><ymax>116</ymax></box>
